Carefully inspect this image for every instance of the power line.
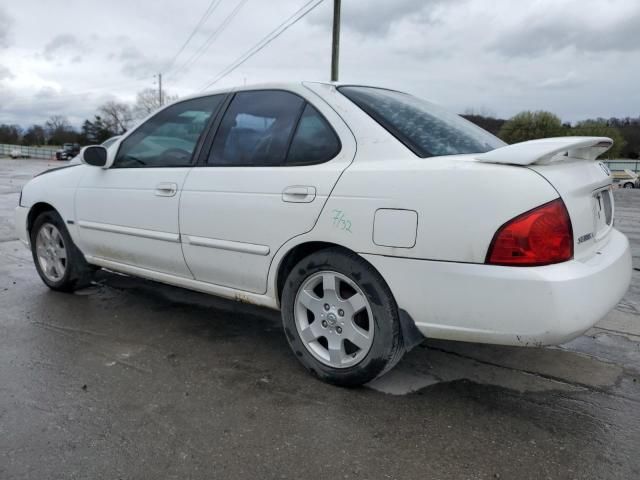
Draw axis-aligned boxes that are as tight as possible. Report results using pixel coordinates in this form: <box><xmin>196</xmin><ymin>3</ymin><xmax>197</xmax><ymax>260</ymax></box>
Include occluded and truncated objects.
<box><xmin>199</xmin><ymin>0</ymin><xmax>325</xmax><ymax>91</ymax></box>
<box><xmin>164</xmin><ymin>0</ymin><xmax>225</xmax><ymax>76</ymax></box>
<box><xmin>166</xmin><ymin>0</ymin><xmax>249</xmax><ymax>82</ymax></box>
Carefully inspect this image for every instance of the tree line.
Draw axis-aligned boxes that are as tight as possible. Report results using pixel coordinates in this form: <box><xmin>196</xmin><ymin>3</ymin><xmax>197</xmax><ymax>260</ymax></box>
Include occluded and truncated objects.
<box><xmin>0</xmin><ymin>88</ymin><xmax>177</xmax><ymax>147</ymax></box>
<box><xmin>1</xmin><ymin>95</ymin><xmax>637</xmax><ymax>159</ymax></box>
<box><xmin>462</xmin><ymin>111</ymin><xmax>637</xmax><ymax>159</ymax></box>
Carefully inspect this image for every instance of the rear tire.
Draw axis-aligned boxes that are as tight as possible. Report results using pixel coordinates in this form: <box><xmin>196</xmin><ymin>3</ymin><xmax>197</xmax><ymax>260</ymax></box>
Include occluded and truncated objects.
<box><xmin>281</xmin><ymin>248</ymin><xmax>404</xmax><ymax>387</ymax></box>
<box><xmin>30</xmin><ymin>210</ymin><xmax>94</xmax><ymax>292</ymax></box>
<box><xmin>624</xmin><ymin>182</ymin><xmax>635</xmax><ymax>189</ymax></box>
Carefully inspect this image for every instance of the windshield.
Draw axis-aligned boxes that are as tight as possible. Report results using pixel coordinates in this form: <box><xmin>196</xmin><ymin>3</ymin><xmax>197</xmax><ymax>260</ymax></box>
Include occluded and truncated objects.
<box><xmin>339</xmin><ymin>86</ymin><xmax>505</xmax><ymax>158</ymax></box>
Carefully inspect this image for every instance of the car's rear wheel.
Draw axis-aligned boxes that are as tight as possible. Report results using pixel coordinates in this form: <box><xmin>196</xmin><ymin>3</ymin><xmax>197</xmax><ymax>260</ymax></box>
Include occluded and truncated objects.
<box><xmin>31</xmin><ymin>210</ymin><xmax>94</xmax><ymax>292</ymax></box>
<box><xmin>281</xmin><ymin>248</ymin><xmax>404</xmax><ymax>386</ymax></box>
<box><xmin>624</xmin><ymin>182</ymin><xmax>635</xmax><ymax>189</ymax></box>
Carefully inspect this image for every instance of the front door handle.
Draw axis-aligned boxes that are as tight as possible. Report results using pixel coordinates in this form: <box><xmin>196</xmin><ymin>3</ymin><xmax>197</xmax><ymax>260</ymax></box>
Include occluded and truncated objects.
<box><xmin>155</xmin><ymin>182</ymin><xmax>178</xmax><ymax>197</ymax></box>
<box><xmin>282</xmin><ymin>186</ymin><xmax>316</xmax><ymax>203</ymax></box>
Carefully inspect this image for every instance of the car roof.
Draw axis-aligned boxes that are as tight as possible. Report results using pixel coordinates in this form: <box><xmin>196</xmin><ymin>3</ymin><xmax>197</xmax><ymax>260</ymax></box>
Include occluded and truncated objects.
<box><xmin>178</xmin><ymin>80</ymin><xmax>343</xmax><ymax>103</ymax></box>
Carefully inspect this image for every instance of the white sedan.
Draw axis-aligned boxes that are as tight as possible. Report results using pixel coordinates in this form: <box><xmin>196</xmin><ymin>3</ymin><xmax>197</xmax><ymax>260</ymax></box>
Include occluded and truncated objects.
<box><xmin>10</xmin><ymin>148</ymin><xmax>29</xmax><ymax>159</ymax></box>
<box><xmin>15</xmin><ymin>82</ymin><xmax>632</xmax><ymax>386</ymax></box>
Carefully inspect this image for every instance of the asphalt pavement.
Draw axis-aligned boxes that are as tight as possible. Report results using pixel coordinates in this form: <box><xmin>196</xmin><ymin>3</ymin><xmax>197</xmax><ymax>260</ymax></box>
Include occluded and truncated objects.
<box><xmin>1</xmin><ymin>157</ymin><xmax>639</xmax><ymax>479</ymax></box>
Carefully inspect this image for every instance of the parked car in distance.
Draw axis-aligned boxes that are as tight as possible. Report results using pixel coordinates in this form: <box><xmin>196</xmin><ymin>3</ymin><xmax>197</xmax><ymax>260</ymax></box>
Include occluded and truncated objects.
<box><xmin>69</xmin><ymin>136</ymin><xmax>121</xmax><ymax>165</ymax></box>
<box><xmin>55</xmin><ymin>143</ymin><xmax>80</xmax><ymax>161</ymax></box>
<box><xmin>15</xmin><ymin>82</ymin><xmax>632</xmax><ymax>386</ymax></box>
<box><xmin>9</xmin><ymin>148</ymin><xmax>30</xmax><ymax>159</ymax></box>
<box><xmin>612</xmin><ymin>169</ymin><xmax>639</xmax><ymax>189</ymax></box>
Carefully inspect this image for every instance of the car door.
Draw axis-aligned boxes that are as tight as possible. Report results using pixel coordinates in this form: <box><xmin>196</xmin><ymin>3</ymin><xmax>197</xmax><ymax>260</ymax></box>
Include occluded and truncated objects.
<box><xmin>180</xmin><ymin>88</ymin><xmax>356</xmax><ymax>294</ymax></box>
<box><xmin>75</xmin><ymin>94</ymin><xmax>225</xmax><ymax>277</ymax></box>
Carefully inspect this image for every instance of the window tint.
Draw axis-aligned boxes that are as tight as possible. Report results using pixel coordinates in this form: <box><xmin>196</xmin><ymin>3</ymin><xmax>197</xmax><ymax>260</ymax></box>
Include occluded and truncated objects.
<box><xmin>208</xmin><ymin>90</ymin><xmax>304</xmax><ymax>166</ymax></box>
<box><xmin>114</xmin><ymin>95</ymin><xmax>223</xmax><ymax>168</ymax></box>
<box><xmin>286</xmin><ymin>104</ymin><xmax>340</xmax><ymax>165</ymax></box>
<box><xmin>339</xmin><ymin>86</ymin><xmax>505</xmax><ymax>158</ymax></box>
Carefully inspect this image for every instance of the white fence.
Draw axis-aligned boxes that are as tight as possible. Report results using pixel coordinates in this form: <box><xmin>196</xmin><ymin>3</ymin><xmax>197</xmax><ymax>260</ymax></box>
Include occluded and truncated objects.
<box><xmin>604</xmin><ymin>159</ymin><xmax>640</xmax><ymax>173</ymax></box>
<box><xmin>0</xmin><ymin>144</ymin><xmax>60</xmax><ymax>159</ymax></box>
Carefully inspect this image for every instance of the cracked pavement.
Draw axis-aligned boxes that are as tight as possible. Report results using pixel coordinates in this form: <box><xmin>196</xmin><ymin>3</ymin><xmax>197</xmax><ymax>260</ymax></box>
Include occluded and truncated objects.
<box><xmin>1</xmin><ymin>158</ymin><xmax>639</xmax><ymax>479</ymax></box>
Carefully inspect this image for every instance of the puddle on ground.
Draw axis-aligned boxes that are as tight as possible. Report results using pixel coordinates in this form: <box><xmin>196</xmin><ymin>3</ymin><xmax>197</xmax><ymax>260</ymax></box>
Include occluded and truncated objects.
<box><xmin>367</xmin><ymin>337</ymin><xmax>630</xmax><ymax>396</ymax></box>
<box><xmin>559</xmin><ymin>332</ymin><xmax>640</xmax><ymax>375</ymax></box>
<box><xmin>367</xmin><ymin>369</ymin><xmax>440</xmax><ymax>395</ymax></box>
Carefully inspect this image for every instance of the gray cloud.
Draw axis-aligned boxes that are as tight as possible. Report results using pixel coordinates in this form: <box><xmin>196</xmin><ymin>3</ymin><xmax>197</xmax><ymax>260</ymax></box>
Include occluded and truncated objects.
<box><xmin>1</xmin><ymin>87</ymin><xmax>118</xmax><ymax>127</ymax></box>
<box><xmin>43</xmin><ymin>34</ymin><xmax>85</xmax><ymax>61</ymax></box>
<box><xmin>494</xmin><ymin>7</ymin><xmax>640</xmax><ymax>57</ymax></box>
<box><xmin>0</xmin><ymin>7</ymin><xmax>12</xmax><ymax>48</ymax></box>
<box><xmin>118</xmin><ymin>45</ymin><xmax>164</xmax><ymax>78</ymax></box>
<box><xmin>309</xmin><ymin>0</ymin><xmax>457</xmax><ymax>35</ymax></box>
<box><xmin>535</xmin><ymin>72</ymin><xmax>585</xmax><ymax>90</ymax></box>
<box><xmin>1</xmin><ymin>0</ymin><xmax>639</xmax><ymax>127</ymax></box>
<box><xmin>0</xmin><ymin>65</ymin><xmax>13</xmax><ymax>81</ymax></box>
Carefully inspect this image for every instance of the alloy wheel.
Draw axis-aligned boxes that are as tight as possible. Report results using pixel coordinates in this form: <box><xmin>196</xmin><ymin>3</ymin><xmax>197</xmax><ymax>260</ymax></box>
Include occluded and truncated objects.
<box><xmin>35</xmin><ymin>223</ymin><xmax>67</xmax><ymax>282</ymax></box>
<box><xmin>294</xmin><ymin>271</ymin><xmax>374</xmax><ymax>368</ymax></box>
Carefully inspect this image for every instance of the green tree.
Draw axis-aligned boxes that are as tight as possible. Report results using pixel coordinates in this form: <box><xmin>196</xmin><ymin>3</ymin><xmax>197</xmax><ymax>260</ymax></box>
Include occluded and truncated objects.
<box><xmin>22</xmin><ymin>124</ymin><xmax>46</xmax><ymax>146</ymax></box>
<box><xmin>0</xmin><ymin>124</ymin><xmax>22</xmax><ymax>144</ymax></box>
<box><xmin>78</xmin><ymin>115</ymin><xmax>116</xmax><ymax>144</ymax></box>
<box><xmin>97</xmin><ymin>101</ymin><xmax>133</xmax><ymax>134</ymax></box>
<box><xmin>45</xmin><ymin>115</ymin><xmax>78</xmax><ymax>145</ymax></box>
<box><xmin>498</xmin><ymin>111</ymin><xmax>564</xmax><ymax>144</ymax></box>
<box><xmin>569</xmin><ymin>120</ymin><xmax>625</xmax><ymax>159</ymax></box>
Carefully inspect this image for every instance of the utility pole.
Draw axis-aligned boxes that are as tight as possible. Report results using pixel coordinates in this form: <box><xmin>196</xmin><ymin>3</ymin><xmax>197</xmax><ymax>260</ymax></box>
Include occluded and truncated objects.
<box><xmin>157</xmin><ymin>73</ymin><xmax>163</xmax><ymax>107</ymax></box>
<box><xmin>331</xmin><ymin>0</ymin><xmax>341</xmax><ymax>82</ymax></box>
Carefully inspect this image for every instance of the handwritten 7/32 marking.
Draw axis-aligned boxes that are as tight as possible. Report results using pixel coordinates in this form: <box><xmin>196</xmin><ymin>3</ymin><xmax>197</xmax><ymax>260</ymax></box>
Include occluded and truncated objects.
<box><xmin>332</xmin><ymin>209</ymin><xmax>352</xmax><ymax>233</ymax></box>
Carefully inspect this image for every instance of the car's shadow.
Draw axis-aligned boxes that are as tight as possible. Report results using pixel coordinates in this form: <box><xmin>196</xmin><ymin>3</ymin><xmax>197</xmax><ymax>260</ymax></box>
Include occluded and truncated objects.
<box><xmin>85</xmin><ymin>269</ymin><xmax>632</xmax><ymax>399</ymax></box>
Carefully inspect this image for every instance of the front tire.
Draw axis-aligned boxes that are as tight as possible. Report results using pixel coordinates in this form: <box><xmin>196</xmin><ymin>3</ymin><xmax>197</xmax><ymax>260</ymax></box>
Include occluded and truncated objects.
<box><xmin>624</xmin><ymin>182</ymin><xmax>635</xmax><ymax>189</ymax></box>
<box><xmin>281</xmin><ymin>248</ymin><xmax>404</xmax><ymax>386</ymax></box>
<box><xmin>30</xmin><ymin>210</ymin><xmax>94</xmax><ymax>292</ymax></box>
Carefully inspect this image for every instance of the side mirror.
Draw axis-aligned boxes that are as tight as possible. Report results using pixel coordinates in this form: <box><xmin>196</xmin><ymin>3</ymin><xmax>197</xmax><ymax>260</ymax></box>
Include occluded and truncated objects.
<box><xmin>81</xmin><ymin>146</ymin><xmax>108</xmax><ymax>167</ymax></box>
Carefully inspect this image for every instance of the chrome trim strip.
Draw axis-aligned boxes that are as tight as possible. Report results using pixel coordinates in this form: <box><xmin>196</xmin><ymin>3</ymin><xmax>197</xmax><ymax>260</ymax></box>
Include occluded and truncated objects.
<box><xmin>77</xmin><ymin>220</ymin><xmax>179</xmax><ymax>243</ymax></box>
<box><xmin>182</xmin><ymin>234</ymin><xmax>270</xmax><ymax>256</ymax></box>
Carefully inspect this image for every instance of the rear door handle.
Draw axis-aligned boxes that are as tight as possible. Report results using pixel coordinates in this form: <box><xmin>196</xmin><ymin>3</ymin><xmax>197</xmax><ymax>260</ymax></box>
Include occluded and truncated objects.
<box><xmin>282</xmin><ymin>186</ymin><xmax>316</xmax><ymax>203</ymax></box>
<box><xmin>155</xmin><ymin>182</ymin><xmax>178</xmax><ymax>197</ymax></box>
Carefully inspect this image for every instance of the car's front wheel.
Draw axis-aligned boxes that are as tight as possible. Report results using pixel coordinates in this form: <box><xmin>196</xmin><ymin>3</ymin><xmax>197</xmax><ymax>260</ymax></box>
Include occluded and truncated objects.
<box><xmin>624</xmin><ymin>182</ymin><xmax>635</xmax><ymax>189</ymax></box>
<box><xmin>30</xmin><ymin>210</ymin><xmax>94</xmax><ymax>292</ymax></box>
<box><xmin>281</xmin><ymin>248</ymin><xmax>404</xmax><ymax>386</ymax></box>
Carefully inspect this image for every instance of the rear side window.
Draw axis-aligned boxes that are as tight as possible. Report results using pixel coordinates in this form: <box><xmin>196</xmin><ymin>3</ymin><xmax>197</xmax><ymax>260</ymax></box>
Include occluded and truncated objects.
<box><xmin>115</xmin><ymin>95</ymin><xmax>224</xmax><ymax>168</ymax></box>
<box><xmin>209</xmin><ymin>90</ymin><xmax>304</xmax><ymax>166</ymax></box>
<box><xmin>339</xmin><ymin>86</ymin><xmax>505</xmax><ymax>158</ymax></box>
<box><xmin>286</xmin><ymin>104</ymin><xmax>341</xmax><ymax>165</ymax></box>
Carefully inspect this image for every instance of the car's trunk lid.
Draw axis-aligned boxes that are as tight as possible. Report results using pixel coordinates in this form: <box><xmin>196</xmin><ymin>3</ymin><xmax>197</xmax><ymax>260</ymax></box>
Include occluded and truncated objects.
<box><xmin>477</xmin><ymin>137</ymin><xmax>615</xmax><ymax>260</ymax></box>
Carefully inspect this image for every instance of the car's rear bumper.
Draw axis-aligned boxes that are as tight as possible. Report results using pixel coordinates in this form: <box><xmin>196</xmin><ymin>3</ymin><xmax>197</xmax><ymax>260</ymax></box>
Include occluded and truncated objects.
<box><xmin>361</xmin><ymin>228</ymin><xmax>632</xmax><ymax>347</ymax></box>
<box><xmin>15</xmin><ymin>206</ymin><xmax>29</xmax><ymax>247</ymax></box>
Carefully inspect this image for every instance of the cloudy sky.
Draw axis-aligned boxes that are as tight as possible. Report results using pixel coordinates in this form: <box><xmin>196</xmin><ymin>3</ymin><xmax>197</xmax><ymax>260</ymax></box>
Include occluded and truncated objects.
<box><xmin>0</xmin><ymin>0</ymin><xmax>638</xmax><ymax>127</ymax></box>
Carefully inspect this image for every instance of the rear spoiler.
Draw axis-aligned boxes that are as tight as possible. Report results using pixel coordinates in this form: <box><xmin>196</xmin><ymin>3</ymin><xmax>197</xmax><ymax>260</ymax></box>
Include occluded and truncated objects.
<box><xmin>476</xmin><ymin>137</ymin><xmax>613</xmax><ymax>166</ymax></box>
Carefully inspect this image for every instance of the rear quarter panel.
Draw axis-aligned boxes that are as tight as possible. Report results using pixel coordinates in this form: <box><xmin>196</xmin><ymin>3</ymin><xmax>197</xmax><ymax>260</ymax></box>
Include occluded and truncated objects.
<box><xmin>302</xmin><ymin>82</ymin><xmax>560</xmax><ymax>263</ymax></box>
<box><xmin>311</xmin><ymin>157</ymin><xmax>560</xmax><ymax>263</ymax></box>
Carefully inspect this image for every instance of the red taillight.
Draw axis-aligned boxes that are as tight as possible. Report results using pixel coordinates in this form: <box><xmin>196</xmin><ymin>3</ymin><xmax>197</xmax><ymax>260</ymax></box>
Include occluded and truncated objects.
<box><xmin>486</xmin><ymin>198</ymin><xmax>573</xmax><ymax>266</ymax></box>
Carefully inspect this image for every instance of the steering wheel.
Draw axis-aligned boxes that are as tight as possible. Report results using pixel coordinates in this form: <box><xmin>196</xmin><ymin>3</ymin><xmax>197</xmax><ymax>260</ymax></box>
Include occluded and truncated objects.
<box><xmin>162</xmin><ymin>148</ymin><xmax>192</xmax><ymax>164</ymax></box>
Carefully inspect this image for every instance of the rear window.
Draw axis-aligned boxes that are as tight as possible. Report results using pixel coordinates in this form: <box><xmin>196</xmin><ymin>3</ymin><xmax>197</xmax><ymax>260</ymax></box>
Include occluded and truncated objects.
<box><xmin>339</xmin><ymin>86</ymin><xmax>505</xmax><ymax>158</ymax></box>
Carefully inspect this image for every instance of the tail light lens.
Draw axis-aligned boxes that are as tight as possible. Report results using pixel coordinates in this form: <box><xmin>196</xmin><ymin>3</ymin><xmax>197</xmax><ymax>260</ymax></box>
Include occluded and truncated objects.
<box><xmin>486</xmin><ymin>198</ymin><xmax>573</xmax><ymax>266</ymax></box>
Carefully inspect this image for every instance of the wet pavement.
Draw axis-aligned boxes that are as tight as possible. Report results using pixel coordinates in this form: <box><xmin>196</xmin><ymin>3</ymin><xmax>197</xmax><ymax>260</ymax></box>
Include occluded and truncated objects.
<box><xmin>1</xmin><ymin>158</ymin><xmax>639</xmax><ymax>479</ymax></box>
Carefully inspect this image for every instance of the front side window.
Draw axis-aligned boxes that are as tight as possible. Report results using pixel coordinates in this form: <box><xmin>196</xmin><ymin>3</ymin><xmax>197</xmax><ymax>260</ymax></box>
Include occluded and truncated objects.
<box><xmin>114</xmin><ymin>95</ymin><xmax>224</xmax><ymax>168</ymax></box>
<box><xmin>208</xmin><ymin>90</ymin><xmax>304</xmax><ymax>166</ymax></box>
<box><xmin>286</xmin><ymin>104</ymin><xmax>341</xmax><ymax>165</ymax></box>
<box><xmin>339</xmin><ymin>86</ymin><xmax>505</xmax><ymax>158</ymax></box>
